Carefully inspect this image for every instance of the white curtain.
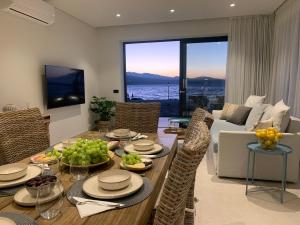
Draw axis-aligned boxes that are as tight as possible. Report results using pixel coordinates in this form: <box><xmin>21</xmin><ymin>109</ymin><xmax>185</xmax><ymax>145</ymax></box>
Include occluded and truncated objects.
<box><xmin>269</xmin><ymin>0</ymin><xmax>300</xmax><ymax>117</ymax></box>
<box><xmin>225</xmin><ymin>16</ymin><xmax>274</xmax><ymax>104</ymax></box>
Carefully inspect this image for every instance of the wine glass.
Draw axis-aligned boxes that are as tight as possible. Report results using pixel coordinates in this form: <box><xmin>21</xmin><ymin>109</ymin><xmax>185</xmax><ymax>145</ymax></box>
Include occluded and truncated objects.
<box><xmin>120</xmin><ymin>129</ymin><xmax>132</xmax><ymax>149</ymax></box>
<box><xmin>36</xmin><ymin>179</ymin><xmax>64</xmax><ymax>220</ymax></box>
<box><xmin>69</xmin><ymin>155</ymin><xmax>88</xmax><ymax>181</ymax></box>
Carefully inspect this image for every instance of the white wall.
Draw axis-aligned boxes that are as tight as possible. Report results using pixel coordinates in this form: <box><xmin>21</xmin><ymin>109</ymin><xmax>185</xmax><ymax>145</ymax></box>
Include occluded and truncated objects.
<box><xmin>0</xmin><ymin>10</ymin><xmax>100</xmax><ymax>144</ymax></box>
<box><xmin>96</xmin><ymin>18</ymin><xmax>229</xmax><ymax>101</ymax></box>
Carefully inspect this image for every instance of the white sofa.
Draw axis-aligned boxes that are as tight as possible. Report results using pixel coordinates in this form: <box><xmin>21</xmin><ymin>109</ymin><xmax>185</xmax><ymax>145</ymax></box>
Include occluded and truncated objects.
<box><xmin>211</xmin><ymin>110</ymin><xmax>300</xmax><ymax>183</ymax></box>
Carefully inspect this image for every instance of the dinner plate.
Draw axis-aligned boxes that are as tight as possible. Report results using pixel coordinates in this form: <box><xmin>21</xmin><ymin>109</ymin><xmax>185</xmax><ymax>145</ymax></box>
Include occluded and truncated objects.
<box><xmin>83</xmin><ymin>172</ymin><xmax>143</xmax><ymax>199</ymax></box>
<box><xmin>0</xmin><ymin>165</ymin><xmax>42</xmax><ymax>189</ymax></box>
<box><xmin>105</xmin><ymin>131</ymin><xmax>138</xmax><ymax>139</ymax></box>
<box><xmin>61</xmin><ymin>151</ymin><xmax>114</xmax><ymax>168</ymax></box>
<box><xmin>120</xmin><ymin>158</ymin><xmax>153</xmax><ymax>172</ymax></box>
<box><xmin>124</xmin><ymin>144</ymin><xmax>163</xmax><ymax>155</ymax></box>
<box><xmin>14</xmin><ymin>184</ymin><xmax>63</xmax><ymax>206</ymax></box>
<box><xmin>0</xmin><ymin>217</ymin><xmax>16</xmax><ymax>225</ymax></box>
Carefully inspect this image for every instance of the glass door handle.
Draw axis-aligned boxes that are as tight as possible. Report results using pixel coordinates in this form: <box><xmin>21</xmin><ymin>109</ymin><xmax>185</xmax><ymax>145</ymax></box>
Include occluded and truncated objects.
<box><xmin>180</xmin><ymin>90</ymin><xmax>185</xmax><ymax>94</ymax></box>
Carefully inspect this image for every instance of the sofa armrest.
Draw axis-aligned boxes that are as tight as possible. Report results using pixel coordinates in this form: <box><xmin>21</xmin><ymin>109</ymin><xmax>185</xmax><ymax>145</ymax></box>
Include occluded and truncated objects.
<box><xmin>212</xmin><ymin>110</ymin><xmax>223</xmax><ymax>120</ymax></box>
<box><xmin>217</xmin><ymin>131</ymin><xmax>300</xmax><ymax>182</ymax></box>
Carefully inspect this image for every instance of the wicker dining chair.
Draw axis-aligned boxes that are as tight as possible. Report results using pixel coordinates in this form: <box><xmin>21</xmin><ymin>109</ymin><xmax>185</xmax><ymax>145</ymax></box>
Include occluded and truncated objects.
<box><xmin>153</xmin><ymin>121</ymin><xmax>210</xmax><ymax>225</ymax></box>
<box><xmin>0</xmin><ymin>108</ymin><xmax>49</xmax><ymax>165</ymax></box>
<box><xmin>114</xmin><ymin>102</ymin><xmax>160</xmax><ymax>133</ymax></box>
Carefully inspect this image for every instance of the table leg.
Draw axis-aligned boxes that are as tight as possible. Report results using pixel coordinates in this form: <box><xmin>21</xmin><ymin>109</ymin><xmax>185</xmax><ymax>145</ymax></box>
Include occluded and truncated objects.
<box><xmin>252</xmin><ymin>152</ymin><xmax>256</xmax><ymax>184</ymax></box>
<box><xmin>246</xmin><ymin>150</ymin><xmax>251</xmax><ymax>195</ymax></box>
<box><xmin>281</xmin><ymin>153</ymin><xmax>287</xmax><ymax>203</ymax></box>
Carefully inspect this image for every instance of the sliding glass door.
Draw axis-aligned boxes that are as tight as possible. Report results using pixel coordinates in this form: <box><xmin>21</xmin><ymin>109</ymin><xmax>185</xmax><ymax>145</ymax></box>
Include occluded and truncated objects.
<box><xmin>123</xmin><ymin>37</ymin><xmax>228</xmax><ymax>117</ymax></box>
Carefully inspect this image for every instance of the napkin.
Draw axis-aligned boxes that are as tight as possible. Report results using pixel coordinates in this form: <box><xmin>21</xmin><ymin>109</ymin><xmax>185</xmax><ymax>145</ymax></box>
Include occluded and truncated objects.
<box><xmin>73</xmin><ymin>197</ymin><xmax>118</xmax><ymax>218</ymax></box>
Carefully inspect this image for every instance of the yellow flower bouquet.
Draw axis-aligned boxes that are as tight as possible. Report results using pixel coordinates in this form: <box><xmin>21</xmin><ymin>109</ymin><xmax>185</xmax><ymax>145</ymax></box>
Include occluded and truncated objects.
<box><xmin>255</xmin><ymin>127</ymin><xmax>283</xmax><ymax>150</ymax></box>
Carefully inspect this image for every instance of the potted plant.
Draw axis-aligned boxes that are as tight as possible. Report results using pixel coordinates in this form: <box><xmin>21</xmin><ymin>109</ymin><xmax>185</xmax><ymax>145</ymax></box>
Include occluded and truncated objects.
<box><xmin>90</xmin><ymin>96</ymin><xmax>116</xmax><ymax>131</ymax></box>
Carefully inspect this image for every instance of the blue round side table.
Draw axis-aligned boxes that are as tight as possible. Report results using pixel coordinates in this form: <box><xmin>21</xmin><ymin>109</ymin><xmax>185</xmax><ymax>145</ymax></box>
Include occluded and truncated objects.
<box><xmin>246</xmin><ymin>142</ymin><xmax>293</xmax><ymax>203</ymax></box>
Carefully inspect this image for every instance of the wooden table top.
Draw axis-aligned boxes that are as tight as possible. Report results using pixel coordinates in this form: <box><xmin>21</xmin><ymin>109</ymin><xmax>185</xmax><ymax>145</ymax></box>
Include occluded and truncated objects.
<box><xmin>0</xmin><ymin>131</ymin><xmax>177</xmax><ymax>225</ymax></box>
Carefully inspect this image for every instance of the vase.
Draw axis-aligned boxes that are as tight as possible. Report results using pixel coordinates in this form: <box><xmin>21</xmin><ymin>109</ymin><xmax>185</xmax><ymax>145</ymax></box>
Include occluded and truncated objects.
<box><xmin>96</xmin><ymin>120</ymin><xmax>111</xmax><ymax>132</ymax></box>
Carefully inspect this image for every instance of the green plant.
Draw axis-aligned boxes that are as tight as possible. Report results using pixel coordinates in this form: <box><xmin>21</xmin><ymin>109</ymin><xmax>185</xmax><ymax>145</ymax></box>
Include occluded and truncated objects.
<box><xmin>90</xmin><ymin>96</ymin><xmax>116</xmax><ymax>121</ymax></box>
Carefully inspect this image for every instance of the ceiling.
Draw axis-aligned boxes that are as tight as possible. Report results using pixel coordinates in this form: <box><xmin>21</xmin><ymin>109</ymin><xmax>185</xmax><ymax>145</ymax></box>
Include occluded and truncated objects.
<box><xmin>48</xmin><ymin>0</ymin><xmax>285</xmax><ymax>28</ymax></box>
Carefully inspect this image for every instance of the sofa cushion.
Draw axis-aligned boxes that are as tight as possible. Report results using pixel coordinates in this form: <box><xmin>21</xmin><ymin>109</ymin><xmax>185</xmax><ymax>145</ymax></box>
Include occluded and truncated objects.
<box><xmin>211</xmin><ymin>120</ymin><xmax>245</xmax><ymax>153</ymax></box>
<box><xmin>244</xmin><ymin>95</ymin><xmax>266</xmax><ymax>107</ymax></box>
<box><xmin>245</xmin><ymin>104</ymin><xmax>268</xmax><ymax>131</ymax></box>
<box><xmin>220</xmin><ymin>103</ymin><xmax>240</xmax><ymax>120</ymax></box>
<box><xmin>227</xmin><ymin>105</ymin><xmax>252</xmax><ymax>125</ymax></box>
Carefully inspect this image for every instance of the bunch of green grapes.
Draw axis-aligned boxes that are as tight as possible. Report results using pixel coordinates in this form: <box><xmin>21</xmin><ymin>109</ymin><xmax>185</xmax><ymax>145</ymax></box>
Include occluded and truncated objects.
<box><xmin>46</xmin><ymin>149</ymin><xmax>62</xmax><ymax>159</ymax></box>
<box><xmin>62</xmin><ymin>138</ymin><xmax>109</xmax><ymax>165</ymax></box>
<box><xmin>122</xmin><ymin>153</ymin><xmax>142</xmax><ymax>165</ymax></box>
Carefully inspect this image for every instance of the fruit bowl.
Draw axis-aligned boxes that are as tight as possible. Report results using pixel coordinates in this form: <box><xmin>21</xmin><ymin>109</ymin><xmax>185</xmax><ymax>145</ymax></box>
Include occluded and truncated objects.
<box><xmin>255</xmin><ymin>127</ymin><xmax>283</xmax><ymax>150</ymax></box>
<box><xmin>25</xmin><ymin>175</ymin><xmax>57</xmax><ymax>197</ymax></box>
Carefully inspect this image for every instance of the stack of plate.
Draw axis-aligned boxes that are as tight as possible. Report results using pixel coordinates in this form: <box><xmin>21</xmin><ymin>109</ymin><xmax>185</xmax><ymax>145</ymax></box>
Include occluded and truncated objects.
<box><xmin>124</xmin><ymin>140</ymin><xmax>163</xmax><ymax>155</ymax></box>
<box><xmin>106</xmin><ymin>129</ymin><xmax>137</xmax><ymax>139</ymax></box>
<box><xmin>83</xmin><ymin>169</ymin><xmax>143</xmax><ymax>199</ymax></box>
<box><xmin>0</xmin><ymin>164</ymin><xmax>41</xmax><ymax>189</ymax></box>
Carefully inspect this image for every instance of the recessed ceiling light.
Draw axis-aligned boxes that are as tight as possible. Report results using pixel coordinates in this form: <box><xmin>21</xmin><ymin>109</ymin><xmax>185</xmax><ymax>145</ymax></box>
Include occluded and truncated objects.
<box><xmin>116</xmin><ymin>13</ymin><xmax>121</xmax><ymax>17</ymax></box>
<box><xmin>170</xmin><ymin>9</ymin><xmax>175</xmax><ymax>13</ymax></box>
<box><xmin>230</xmin><ymin>3</ymin><xmax>236</xmax><ymax>7</ymax></box>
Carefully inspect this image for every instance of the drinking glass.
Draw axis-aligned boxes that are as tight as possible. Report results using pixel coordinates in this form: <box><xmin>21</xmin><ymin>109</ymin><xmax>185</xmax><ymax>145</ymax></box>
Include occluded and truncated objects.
<box><xmin>36</xmin><ymin>179</ymin><xmax>64</xmax><ymax>220</ymax></box>
<box><xmin>48</xmin><ymin>158</ymin><xmax>60</xmax><ymax>176</ymax></box>
<box><xmin>120</xmin><ymin>129</ymin><xmax>132</xmax><ymax>149</ymax></box>
<box><xmin>69</xmin><ymin>156</ymin><xmax>88</xmax><ymax>181</ymax></box>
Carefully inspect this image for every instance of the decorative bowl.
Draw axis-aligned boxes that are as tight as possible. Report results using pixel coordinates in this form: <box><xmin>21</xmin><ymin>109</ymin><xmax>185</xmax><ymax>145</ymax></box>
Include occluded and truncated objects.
<box><xmin>133</xmin><ymin>140</ymin><xmax>155</xmax><ymax>151</ymax></box>
<box><xmin>113</xmin><ymin>129</ymin><xmax>130</xmax><ymax>137</ymax></box>
<box><xmin>255</xmin><ymin>127</ymin><xmax>283</xmax><ymax>150</ymax></box>
<box><xmin>0</xmin><ymin>163</ymin><xmax>28</xmax><ymax>181</ymax></box>
<box><xmin>98</xmin><ymin>169</ymin><xmax>131</xmax><ymax>191</ymax></box>
<box><xmin>25</xmin><ymin>175</ymin><xmax>57</xmax><ymax>197</ymax></box>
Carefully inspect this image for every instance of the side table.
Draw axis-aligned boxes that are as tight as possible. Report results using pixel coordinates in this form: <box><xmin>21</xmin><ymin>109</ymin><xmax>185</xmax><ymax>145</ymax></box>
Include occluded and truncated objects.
<box><xmin>246</xmin><ymin>142</ymin><xmax>293</xmax><ymax>203</ymax></box>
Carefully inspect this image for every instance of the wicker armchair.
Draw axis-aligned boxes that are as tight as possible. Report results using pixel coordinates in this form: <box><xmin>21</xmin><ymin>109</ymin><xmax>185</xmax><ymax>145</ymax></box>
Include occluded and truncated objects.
<box><xmin>154</xmin><ymin>121</ymin><xmax>210</xmax><ymax>225</ymax></box>
<box><xmin>114</xmin><ymin>102</ymin><xmax>160</xmax><ymax>133</ymax></box>
<box><xmin>0</xmin><ymin>108</ymin><xmax>49</xmax><ymax>165</ymax></box>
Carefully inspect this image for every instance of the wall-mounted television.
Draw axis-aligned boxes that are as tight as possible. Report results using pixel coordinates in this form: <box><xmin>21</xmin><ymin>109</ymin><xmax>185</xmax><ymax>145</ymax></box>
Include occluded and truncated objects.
<box><xmin>45</xmin><ymin>65</ymin><xmax>85</xmax><ymax>109</ymax></box>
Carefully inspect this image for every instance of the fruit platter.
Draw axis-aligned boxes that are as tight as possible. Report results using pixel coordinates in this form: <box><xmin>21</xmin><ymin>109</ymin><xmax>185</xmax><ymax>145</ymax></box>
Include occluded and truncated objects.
<box><xmin>120</xmin><ymin>153</ymin><xmax>153</xmax><ymax>171</ymax></box>
<box><xmin>255</xmin><ymin>127</ymin><xmax>283</xmax><ymax>150</ymax></box>
<box><xmin>61</xmin><ymin>138</ymin><xmax>114</xmax><ymax>168</ymax></box>
<box><xmin>31</xmin><ymin>149</ymin><xmax>61</xmax><ymax>164</ymax></box>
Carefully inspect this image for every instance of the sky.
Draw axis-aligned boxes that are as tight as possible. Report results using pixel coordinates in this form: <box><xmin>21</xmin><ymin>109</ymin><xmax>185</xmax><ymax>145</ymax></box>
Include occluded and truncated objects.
<box><xmin>125</xmin><ymin>41</ymin><xmax>228</xmax><ymax>79</ymax></box>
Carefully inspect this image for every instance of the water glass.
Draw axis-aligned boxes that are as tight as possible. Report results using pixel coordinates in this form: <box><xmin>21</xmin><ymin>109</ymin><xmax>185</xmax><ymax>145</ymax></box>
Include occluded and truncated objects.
<box><xmin>120</xmin><ymin>129</ymin><xmax>132</xmax><ymax>149</ymax></box>
<box><xmin>36</xmin><ymin>179</ymin><xmax>64</xmax><ymax>220</ymax></box>
<box><xmin>70</xmin><ymin>158</ymin><xmax>88</xmax><ymax>181</ymax></box>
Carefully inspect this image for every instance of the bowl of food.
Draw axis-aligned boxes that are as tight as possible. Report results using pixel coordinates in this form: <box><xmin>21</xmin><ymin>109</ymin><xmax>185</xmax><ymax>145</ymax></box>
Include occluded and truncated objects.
<box><xmin>256</xmin><ymin>127</ymin><xmax>283</xmax><ymax>150</ymax></box>
<box><xmin>121</xmin><ymin>153</ymin><xmax>153</xmax><ymax>171</ymax></box>
<box><xmin>25</xmin><ymin>175</ymin><xmax>57</xmax><ymax>197</ymax></box>
<box><xmin>0</xmin><ymin>163</ymin><xmax>28</xmax><ymax>181</ymax></box>
<box><xmin>113</xmin><ymin>129</ymin><xmax>130</xmax><ymax>137</ymax></box>
<box><xmin>98</xmin><ymin>169</ymin><xmax>131</xmax><ymax>191</ymax></box>
<box><xmin>133</xmin><ymin>140</ymin><xmax>154</xmax><ymax>151</ymax></box>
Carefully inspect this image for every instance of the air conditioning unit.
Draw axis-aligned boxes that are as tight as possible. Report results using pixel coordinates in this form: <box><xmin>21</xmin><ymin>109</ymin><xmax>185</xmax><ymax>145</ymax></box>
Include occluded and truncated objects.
<box><xmin>0</xmin><ymin>0</ymin><xmax>55</xmax><ymax>25</ymax></box>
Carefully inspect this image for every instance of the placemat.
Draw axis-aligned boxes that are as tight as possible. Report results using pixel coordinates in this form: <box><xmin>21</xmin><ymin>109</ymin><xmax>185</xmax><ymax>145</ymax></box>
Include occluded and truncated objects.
<box><xmin>67</xmin><ymin>177</ymin><xmax>153</xmax><ymax>208</ymax></box>
<box><xmin>115</xmin><ymin>146</ymin><xmax>171</xmax><ymax>159</ymax></box>
<box><xmin>0</xmin><ymin>212</ymin><xmax>38</xmax><ymax>225</ymax></box>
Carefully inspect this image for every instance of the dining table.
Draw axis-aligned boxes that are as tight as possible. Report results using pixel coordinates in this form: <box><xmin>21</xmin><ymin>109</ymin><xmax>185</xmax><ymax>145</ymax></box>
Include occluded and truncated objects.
<box><xmin>0</xmin><ymin>130</ymin><xmax>177</xmax><ymax>225</ymax></box>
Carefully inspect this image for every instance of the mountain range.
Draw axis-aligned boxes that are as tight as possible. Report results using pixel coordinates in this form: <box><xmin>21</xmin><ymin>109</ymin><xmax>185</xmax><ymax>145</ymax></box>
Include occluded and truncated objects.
<box><xmin>126</xmin><ymin>72</ymin><xmax>225</xmax><ymax>87</ymax></box>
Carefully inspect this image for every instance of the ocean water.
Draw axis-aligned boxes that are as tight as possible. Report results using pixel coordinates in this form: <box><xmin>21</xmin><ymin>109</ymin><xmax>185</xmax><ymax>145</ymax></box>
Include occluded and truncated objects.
<box><xmin>127</xmin><ymin>84</ymin><xmax>224</xmax><ymax>100</ymax></box>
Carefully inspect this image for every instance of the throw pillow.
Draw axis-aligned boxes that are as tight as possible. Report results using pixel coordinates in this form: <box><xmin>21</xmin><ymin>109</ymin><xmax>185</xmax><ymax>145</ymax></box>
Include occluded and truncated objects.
<box><xmin>271</xmin><ymin>100</ymin><xmax>290</xmax><ymax>131</ymax></box>
<box><xmin>280</xmin><ymin>111</ymin><xmax>291</xmax><ymax>132</ymax></box>
<box><xmin>244</xmin><ymin>95</ymin><xmax>266</xmax><ymax>107</ymax></box>
<box><xmin>261</xmin><ymin>104</ymin><xmax>273</xmax><ymax>121</ymax></box>
<box><xmin>227</xmin><ymin>106</ymin><xmax>252</xmax><ymax>125</ymax></box>
<box><xmin>220</xmin><ymin>103</ymin><xmax>240</xmax><ymax>120</ymax></box>
<box><xmin>253</xmin><ymin>119</ymin><xmax>273</xmax><ymax>130</ymax></box>
<box><xmin>245</xmin><ymin>104</ymin><xmax>268</xmax><ymax>131</ymax></box>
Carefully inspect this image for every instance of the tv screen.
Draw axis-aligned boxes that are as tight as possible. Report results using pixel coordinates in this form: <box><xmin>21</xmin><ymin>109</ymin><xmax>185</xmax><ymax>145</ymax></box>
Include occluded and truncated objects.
<box><xmin>45</xmin><ymin>65</ymin><xmax>85</xmax><ymax>109</ymax></box>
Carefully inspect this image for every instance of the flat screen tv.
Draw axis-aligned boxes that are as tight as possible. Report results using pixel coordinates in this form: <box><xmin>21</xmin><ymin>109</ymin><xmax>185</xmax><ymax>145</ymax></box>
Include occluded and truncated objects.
<box><xmin>45</xmin><ymin>65</ymin><xmax>85</xmax><ymax>109</ymax></box>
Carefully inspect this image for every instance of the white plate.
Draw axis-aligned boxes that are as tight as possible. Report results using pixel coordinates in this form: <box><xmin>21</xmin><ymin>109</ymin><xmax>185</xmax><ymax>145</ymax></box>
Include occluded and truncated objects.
<box><xmin>0</xmin><ymin>165</ymin><xmax>42</xmax><ymax>189</ymax></box>
<box><xmin>106</xmin><ymin>131</ymin><xmax>137</xmax><ymax>139</ymax></box>
<box><xmin>14</xmin><ymin>184</ymin><xmax>63</xmax><ymax>206</ymax></box>
<box><xmin>0</xmin><ymin>217</ymin><xmax>16</xmax><ymax>225</ymax></box>
<box><xmin>120</xmin><ymin>158</ymin><xmax>153</xmax><ymax>172</ymax></box>
<box><xmin>124</xmin><ymin>144</ymin><xmax>163</xmax><ymax>155</ymax></box>
<box><xmin>83</xmin><ymin>172</ymin><xmax>143</xmax><ymax>199</ymax></box>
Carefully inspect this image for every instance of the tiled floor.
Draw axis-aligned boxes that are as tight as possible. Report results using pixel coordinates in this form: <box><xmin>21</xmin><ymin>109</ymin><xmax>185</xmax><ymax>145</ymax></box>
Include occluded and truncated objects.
<box><xmin>194</xmin><ymin>151</ymin><xmax>300</xmax><ymax>225</ymax></box>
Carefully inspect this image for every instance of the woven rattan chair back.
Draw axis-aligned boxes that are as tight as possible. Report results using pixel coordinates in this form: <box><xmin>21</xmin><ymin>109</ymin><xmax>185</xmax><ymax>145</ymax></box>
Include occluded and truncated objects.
<box><xmin>0</xmin><ymin>108</ymin><xmax>49</xmax><ymax>165</ymax></box>
<box><xmin>154</xmin><ymin>121</ymin><xmax>210</xmax><ymax>225</ymax></box>
<box><xmin>114</xmin><ymin>102</ymin><xmax>160</xmax><ymax>133</ymax></box>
